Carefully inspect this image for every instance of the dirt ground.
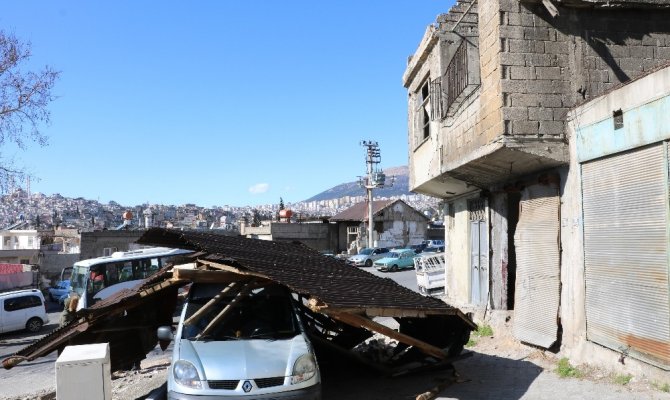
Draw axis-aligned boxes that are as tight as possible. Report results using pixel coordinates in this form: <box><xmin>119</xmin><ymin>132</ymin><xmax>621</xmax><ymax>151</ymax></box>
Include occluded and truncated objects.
<box><xmin>8</xmin><ymin>328</ymin><xmax>670</xmax><ymax>400</ymax></box>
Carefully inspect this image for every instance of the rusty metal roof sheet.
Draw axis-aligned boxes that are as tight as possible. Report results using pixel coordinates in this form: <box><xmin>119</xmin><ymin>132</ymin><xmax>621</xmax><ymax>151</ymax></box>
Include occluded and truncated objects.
<box><xmin>2</xmin><ymin>266</ymin><xmax>184</xmax><ymax>370</ymax></box>
<box><xmin>137</xmin><ymin>228</ymin><xmax>466</xmax><ymax>319</ymax></box>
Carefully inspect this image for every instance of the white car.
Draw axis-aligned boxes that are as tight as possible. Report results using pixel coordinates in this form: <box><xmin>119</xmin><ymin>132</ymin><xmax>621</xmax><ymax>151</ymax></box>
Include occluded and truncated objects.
<box><xmin>0</xmin><ymin>289</ymin><xmax>49</xmax><ymax>334</ymax></box>
<box><xmin>158</xmin><ymin>282</ymin><xmax>321</xmax><ymax>400</ymax></box>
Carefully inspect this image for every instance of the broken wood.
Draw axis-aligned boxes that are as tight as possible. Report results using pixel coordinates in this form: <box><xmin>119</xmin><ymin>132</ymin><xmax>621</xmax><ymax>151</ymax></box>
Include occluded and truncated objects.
<box><xmin>184</xmin><ymin>282</ymin><xmax>240</xmax><ymax>326</ymax></box>
<box><xmin>173</xmin><ymin>268</ymin><xmax>245</xmax><ymax>284</ymax></box>
<box><xmin>324</xmin><ymin>311</ymin><xmax>448</xmax><ymax>360</ymax></box>
<box><xmin>197</xmin><ymin>281</ymin><xmax>257</xmax><ymax>339</ymax></box>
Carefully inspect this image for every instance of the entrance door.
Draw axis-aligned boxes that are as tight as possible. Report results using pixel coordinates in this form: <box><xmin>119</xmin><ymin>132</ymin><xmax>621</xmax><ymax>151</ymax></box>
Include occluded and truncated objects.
<box><xmin>470</xmin><ymin>220</ymin><xmax>488</xmax><ymax>305</ymax></box>
<box><xmin>469</xmin><ymin>199</ymin><xmax>488</xmax><ymax>306</ymax></box>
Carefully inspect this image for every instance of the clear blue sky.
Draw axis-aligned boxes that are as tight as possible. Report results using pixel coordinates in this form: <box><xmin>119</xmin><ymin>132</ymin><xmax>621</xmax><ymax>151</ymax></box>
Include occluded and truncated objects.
<box><xmin>2</xmin><ymin>1</ymin><xmax>453</xmax><ymax>208</ymax></box>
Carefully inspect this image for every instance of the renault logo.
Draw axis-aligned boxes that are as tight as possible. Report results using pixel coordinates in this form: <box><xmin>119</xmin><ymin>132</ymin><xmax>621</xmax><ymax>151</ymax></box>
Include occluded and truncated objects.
<box><xmin>242</xmin><ymin>380</ymin><xmax>253</xmax><ymax>393</ymax></box>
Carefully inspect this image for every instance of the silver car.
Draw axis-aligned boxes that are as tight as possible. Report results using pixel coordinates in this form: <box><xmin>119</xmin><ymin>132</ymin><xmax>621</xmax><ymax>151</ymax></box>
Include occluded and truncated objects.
<box><xmin>345</xmin><ymin>247</ymin><xmax>390</xmax><ymax>267</ymax></box>
<box><xmin>158</xmin><ymin>283</ymin><xmax>321</xmax><ymax>400</ymax></box>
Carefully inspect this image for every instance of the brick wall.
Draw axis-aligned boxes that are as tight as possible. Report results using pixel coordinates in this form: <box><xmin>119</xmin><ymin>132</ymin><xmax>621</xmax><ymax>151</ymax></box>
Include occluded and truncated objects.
<box><xmin>499</xmin><ymin>1</ymin><xmax>670</xmax><ymax>138</ymax></box>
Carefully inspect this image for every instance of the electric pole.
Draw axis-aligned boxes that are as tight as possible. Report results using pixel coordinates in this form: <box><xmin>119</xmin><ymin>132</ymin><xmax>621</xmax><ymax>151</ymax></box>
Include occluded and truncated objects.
<box><xmin>358</xmin><ymin>140</ymin><xmax>393</xmax><ymax>249</ymax></box>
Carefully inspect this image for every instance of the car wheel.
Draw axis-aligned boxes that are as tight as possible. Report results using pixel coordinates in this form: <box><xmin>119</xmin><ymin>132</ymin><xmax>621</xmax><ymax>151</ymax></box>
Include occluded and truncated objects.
<box><xmin>365</xmin><ymin>259</ymin><xmax>372</xmax><ymax>267</ymax></box>
<box><xmin>391</xmin><ymin>265</ymin><xmax>398</xmax><ymax>272</ymax></box>
<box><xmin>26</xmin><ymin>317</ymin><xmax>43</xmax><ymax>333</ymax></box>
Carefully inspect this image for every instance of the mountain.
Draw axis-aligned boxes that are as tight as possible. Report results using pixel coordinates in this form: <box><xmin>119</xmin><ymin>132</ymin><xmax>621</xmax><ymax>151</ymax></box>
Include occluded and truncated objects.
<box><xmin>304</xmin><ymin>166</ymin><xmax>411</xmax><ymax>202</ymax></box>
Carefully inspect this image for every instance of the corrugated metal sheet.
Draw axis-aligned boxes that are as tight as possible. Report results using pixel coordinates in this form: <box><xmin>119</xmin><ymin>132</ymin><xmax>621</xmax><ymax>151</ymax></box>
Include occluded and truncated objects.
<box><xmin>513</xmin><ymin>183</ymin><xmax>560</xmax><ymax>348</ymax></box>
<box><xmin>582</xmin><ymin>143</ymin><xmax>670</xmax><ymax>369</ymax></box>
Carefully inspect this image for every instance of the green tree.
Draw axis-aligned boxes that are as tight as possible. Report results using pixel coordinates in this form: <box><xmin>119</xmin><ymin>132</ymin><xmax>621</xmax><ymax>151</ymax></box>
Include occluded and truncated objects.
<box><xmin>0</xmin><ymin>31</ymin><xmax>60</xmax><ymax>192</ymax></box>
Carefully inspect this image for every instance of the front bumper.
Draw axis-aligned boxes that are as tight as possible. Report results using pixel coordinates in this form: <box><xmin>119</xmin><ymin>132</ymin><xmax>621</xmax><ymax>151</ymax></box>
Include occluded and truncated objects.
<box><xmin>168</xmin><ymin>383</ymin><xmax>321</xmax><ymax>400</ymax></box>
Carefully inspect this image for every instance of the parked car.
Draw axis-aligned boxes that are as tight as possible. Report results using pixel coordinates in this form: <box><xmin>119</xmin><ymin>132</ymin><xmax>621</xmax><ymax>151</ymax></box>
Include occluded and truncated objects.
<box><xmin>409</xmin><ymin>243</ymin><xmax>427</xmax><ymax>254</ymax></box>
<box><xmin>157</xmin><ymin>282</ymin><xmax>321</xmax><ymax>399</ymax></box>
<box><xmin>0</xmin><ymin>289</ymin><xmax>49</xmax><ymax>334</ymax></box>
<box><xmin>47</xmin><ymin>279</ymin><xmax>70</xmax><ymax>302</ymax></box>
<box><xmin>422</xmin><ymin>245</ymin><xmax>445</xmax><ymax>253</ymax></box>
<box><xmin>422</xmin><ymin>239</ymin><xmax>445</xmax><ymax>249</ymax></box>
<box><xmin>374</xmin><ymin>249</ymin><xmax>418</xmax><ymax>272</ymax></box>
<box><xmin>346</xmin><ymin>247</ymin><xmax>390</xmax><ymax>267</ymax></box>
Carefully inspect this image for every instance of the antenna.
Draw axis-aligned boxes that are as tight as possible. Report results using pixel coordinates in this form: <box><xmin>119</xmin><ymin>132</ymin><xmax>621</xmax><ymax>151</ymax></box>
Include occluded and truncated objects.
<box><xmin>358</xmin><ymin>140</ymin><xmax>395</xmax><ymax>249</ymax></box>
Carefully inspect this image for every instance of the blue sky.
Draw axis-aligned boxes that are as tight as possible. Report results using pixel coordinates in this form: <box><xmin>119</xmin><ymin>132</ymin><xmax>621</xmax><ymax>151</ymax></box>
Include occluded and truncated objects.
<box><xmin>1</xmin><ymin>1</ymin><xmax>452</xmax><ymax>207</ymax></box>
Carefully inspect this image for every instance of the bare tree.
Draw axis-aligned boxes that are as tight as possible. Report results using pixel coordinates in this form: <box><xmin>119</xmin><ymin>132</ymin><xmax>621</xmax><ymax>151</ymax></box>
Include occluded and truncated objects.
<box><xmin>0</xmin><ymin>31</ymin><xmax>59</xmax><ymax>192</ymax></box>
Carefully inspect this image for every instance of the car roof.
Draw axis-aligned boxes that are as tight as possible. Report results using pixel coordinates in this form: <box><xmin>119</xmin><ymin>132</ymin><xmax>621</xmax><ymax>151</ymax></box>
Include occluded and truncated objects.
<box><xmin>0</xmin><ymin>289</ymin><xmax>44</xmax><ymax>298</ymax></box>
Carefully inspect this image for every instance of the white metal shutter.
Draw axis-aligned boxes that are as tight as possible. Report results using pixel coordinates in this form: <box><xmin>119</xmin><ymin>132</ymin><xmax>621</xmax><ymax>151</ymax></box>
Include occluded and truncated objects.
<box><xmin>513</xmin><ymin>183</ymin><xmax>560</xmax><ymax>348</ymax></box>
<box><xmin>582</xmin><ymin>143</ymin><xmax>670</xmax><ymax>368</ymax></box>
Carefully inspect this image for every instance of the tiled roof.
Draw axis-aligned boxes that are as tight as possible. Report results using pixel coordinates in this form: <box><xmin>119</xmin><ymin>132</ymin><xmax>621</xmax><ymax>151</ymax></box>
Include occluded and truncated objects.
<box><xmin>137</xmin><ymin>228</ymin><xmax>466</xmax><ymax>319</ymax></box>
<box><xmin>329</xmin><ymin>199</ymin><xmax>396</xmax><ymax>222</ymax></box>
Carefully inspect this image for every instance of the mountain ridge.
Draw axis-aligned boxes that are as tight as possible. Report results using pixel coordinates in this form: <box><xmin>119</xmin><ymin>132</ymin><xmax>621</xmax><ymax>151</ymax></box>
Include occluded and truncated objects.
<box><xmin>304</xmin><ymin>166</ymin><xmax>410</xmax><ymax>202</ymax></box>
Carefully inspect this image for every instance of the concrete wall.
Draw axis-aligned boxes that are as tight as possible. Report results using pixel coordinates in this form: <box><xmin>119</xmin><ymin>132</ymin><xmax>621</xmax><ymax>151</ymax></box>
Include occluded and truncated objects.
<box><xmin>270</xmin><ymin>222</ymin><xmax>337</xmax><ymax>253</ymax></box>
<box><xmin>40</xmin><ymin>253</ymin><xmax>80</xmax><ymax>284</ymax></box>
<box><xmin>80</xmin><ymin>231</ymin><xmax>146</xmax><ymax>260</ymax></box>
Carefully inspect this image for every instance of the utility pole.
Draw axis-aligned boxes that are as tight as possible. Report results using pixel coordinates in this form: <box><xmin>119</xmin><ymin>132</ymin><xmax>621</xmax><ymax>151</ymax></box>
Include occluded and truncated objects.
<box><xmin>358</xmin><ymin>140</ymin><xmax>394</xmax><ymax>249</ymax></box>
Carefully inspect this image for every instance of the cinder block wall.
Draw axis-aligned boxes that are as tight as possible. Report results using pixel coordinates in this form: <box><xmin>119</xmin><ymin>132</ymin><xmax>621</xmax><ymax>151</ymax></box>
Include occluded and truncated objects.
<box><xmin>498</xmin><ymin>1</ymin><xmax>670</xmax><ymax>138</ymax></box>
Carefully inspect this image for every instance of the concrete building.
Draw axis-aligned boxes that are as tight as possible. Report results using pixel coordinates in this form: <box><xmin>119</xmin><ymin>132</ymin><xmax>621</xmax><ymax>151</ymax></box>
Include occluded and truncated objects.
<box><xmin>0</xmin><ymin>229</ymin><xmax>40</xmax><ymax>264</ymax></box>
<box><xmin>404</xmin><ymin>0</ymin><xmax>670</xmax><ymax>374</ymax></box>
<box><xmin>329</xmin><ymin>199</ymin><xmax>429</xmax><ymax>253</ymax></box>
<box><xmin>240</xmin><ymin>220</ymin><xmax>337</xmax><ymax>253</ymax></box>
<box><xmin>79</xmin><ymin>230</ymin><xmax>146</xmax><ymax>260</ymax></box>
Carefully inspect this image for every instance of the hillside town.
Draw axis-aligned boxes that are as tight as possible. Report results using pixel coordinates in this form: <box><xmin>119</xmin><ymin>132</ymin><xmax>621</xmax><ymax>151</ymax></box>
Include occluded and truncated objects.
<box><xmin>0</xmin><ymin>178</ymin><xmax>440</xmax><ymax>234</ymax></box>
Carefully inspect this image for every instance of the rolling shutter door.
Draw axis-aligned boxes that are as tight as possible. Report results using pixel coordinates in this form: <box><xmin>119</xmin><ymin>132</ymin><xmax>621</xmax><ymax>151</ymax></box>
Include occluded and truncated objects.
<box><xmin>582</xmin><ymin>143</ymin><xmax>670</xmax><ymax>369</ymax></box>
<box><xmin>513</xmin><ymin>183</ymin><xmax>560</xmax><ymax>348</ymax></box>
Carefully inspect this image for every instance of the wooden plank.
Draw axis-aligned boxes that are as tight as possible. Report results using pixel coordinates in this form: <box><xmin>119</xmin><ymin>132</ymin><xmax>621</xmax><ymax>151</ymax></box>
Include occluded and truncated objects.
<box><xmin>173</xmin><ymin>268</ymin><xmax>245</xmax><ymax>283</ymax></box>
<box><xmin>325</xmin><ymin>311</ymin><xmax>448</xmax><ymax>360</ymax></box>
<box><xmin>197</xmin><ymin>281</ymin><xmax>256</xmax><ymax>339</ymax></box>
<box><xmin>199</xmin><ymin>260</ymin><xmax>267</xmax><ymax>279</ymax></box>
<box><xmin>307</xmin><ymin>333</ymin><xmax>392</xmax><ymax>375</ymax></box>
<box><xmin>184</xmin><ymin>282</ymin><xmax>239</xmax><ymax>326</ymax></box>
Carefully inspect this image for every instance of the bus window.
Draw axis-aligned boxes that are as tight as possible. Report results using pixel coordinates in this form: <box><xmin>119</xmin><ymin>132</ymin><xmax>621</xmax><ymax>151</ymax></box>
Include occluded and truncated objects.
<box><xmin>136</xmin><ymin>259</ymin><xmax>153</xmax><ymax>279</ymax></box>
<box><xmin>89</xmin><ymin>269</ymin><xmax>105</xmax><ymax>294</ymax></box>
<box><xmin>150</xmin><ymin>257</ymin><xmax>160</xmax><ymax>273</ymax></box>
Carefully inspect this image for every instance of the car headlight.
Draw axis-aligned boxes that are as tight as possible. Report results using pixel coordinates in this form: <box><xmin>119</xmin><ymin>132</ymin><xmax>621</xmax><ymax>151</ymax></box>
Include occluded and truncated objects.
<box><xmin>291</xmin><ymin>354</ymin><xmax>317</xmax><ymax>384</ymax></box>
<box><xmin>173</xmin><ymin>360</ymin><xmax>202</xmax><ymax>389</ymax></box>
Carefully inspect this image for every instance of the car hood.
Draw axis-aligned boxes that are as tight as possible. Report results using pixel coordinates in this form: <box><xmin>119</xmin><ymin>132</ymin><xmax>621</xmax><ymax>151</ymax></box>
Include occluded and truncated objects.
<box><xmin>178</xmin><ymin>334</ymin><xmax>309</xmax><ymax>380</ymax></box>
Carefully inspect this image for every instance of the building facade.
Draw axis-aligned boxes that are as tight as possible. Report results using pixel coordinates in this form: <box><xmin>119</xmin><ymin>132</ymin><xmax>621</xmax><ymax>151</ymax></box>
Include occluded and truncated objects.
<box><xmin>405</xmin><ymin>0</ymin><xmax>670</xmax><ymax>373</ymax></box>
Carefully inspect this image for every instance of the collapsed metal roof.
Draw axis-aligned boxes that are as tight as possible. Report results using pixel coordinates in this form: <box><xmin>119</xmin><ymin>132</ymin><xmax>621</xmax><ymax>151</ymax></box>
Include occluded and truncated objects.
<box><xmin>3</xmin><ymin>228</ymin><xmax>475</xmax><ymax>374</ymax></box>
<box><xmin>136</xmin><ymin>228</ymin><xmax>463</xmax><ymax>319</ymax></box>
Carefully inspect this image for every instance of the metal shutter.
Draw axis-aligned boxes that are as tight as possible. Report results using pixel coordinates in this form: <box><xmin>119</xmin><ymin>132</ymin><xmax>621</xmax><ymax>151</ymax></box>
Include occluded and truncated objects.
<box><xmin>582</xmin><ymin>143</ymin><xmax>670</xmax><ymax>369</ymax></box>
<box><xmin>513</xmin><ymin>183</ymin><xmax>560</xmax><ymax>348</ymax></box>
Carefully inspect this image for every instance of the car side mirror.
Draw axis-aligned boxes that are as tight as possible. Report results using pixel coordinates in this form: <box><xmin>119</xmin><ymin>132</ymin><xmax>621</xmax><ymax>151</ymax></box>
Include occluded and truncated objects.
<box><xmin>157</xmin><ymin>326</ymin><xmax>174</xmax><ymax>341</ymax></box>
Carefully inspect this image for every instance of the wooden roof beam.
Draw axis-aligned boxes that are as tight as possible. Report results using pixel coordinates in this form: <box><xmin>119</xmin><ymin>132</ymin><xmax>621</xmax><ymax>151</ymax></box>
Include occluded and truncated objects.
<box><xmin>196</xmin><ymin>281</ymin><xmax>257</xmax><ymax>339</ymax></box>
<box><xmin>324</xmin><ymin>310</ymin><xmax>448</xmax><ymax>360</ymax></box>
<box><xmin>184</xmin><ymin>282</ymin><xmax>240</xmax><ymax>326</ymax></box>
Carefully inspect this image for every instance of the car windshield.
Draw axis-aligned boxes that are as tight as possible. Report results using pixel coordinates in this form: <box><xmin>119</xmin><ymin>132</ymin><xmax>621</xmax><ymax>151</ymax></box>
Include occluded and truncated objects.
<box><xmin>359</xmin><ymin>248</ymin><xmax>373</xmax><ymax>255</ymax></box>
<box><xmin>182</xmin><ymin>284</ymin><xmax>300</xmax><ymax>341</ymax></box>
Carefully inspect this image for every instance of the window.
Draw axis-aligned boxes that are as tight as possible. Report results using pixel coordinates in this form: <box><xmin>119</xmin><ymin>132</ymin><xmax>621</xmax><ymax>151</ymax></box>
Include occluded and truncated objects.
<box><xmin>419</xmin><ymin>80</ymin><xmax>431</xmax><ymax>141</ymax></box>
<box><xmin>102</xmin><ymin>247</ymin><xmax>117</xmax><ymax>257</ymax></box>
<box><xmin>4</xmin><ymin>295</ymin><xmax>42</xmax><ymax>312</ymax></box>
<box><xmin>440</xmin><ymin>39</ymin><xmax>480</xmax><ymax>118</ymax></box>
<box><xmin>27</xmin><ymin>237</ymin><xmax>34</xmax><ymax>247</ymax></box>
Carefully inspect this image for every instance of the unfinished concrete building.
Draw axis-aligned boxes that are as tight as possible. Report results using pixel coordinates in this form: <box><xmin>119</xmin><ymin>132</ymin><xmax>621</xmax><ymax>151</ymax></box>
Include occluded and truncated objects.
<box><xmin>404</xmin><ymin>0</ymin><xmax>670</xmax><ymax>373</ymax></box>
